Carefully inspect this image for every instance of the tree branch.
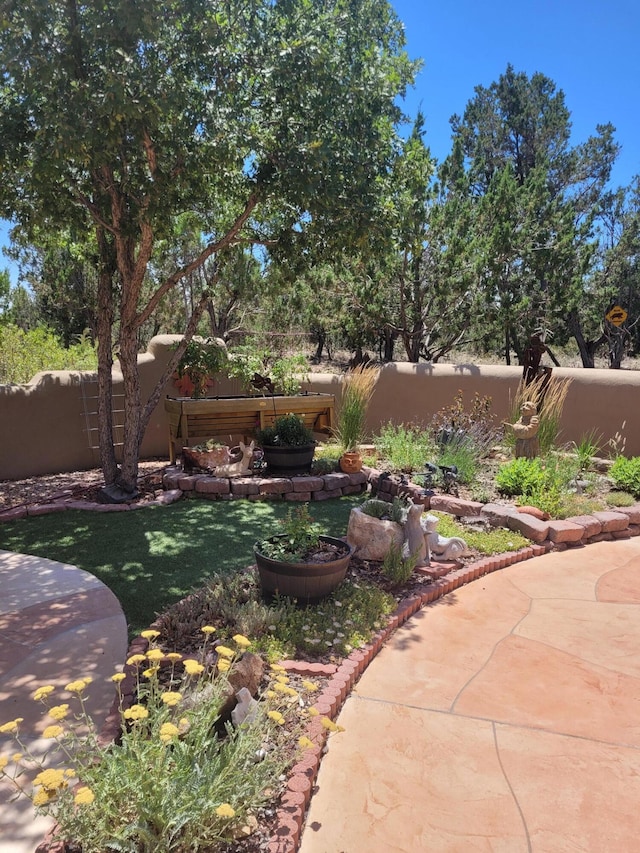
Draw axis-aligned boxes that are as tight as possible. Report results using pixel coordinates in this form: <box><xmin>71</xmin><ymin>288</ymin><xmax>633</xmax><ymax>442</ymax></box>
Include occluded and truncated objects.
<box><xmin>135</xmin><ymin>192</ymin><xmax>260</xmax><ymax>329</ymax></box>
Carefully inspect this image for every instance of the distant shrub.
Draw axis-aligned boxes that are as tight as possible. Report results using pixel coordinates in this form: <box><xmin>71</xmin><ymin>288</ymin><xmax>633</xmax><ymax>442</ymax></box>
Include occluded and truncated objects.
<box><xmin>0</xmin><ymin>324</ymin><xmax>97</xmax><ymax>384</ymax></box>
<box><xmin>610</xmin><ymin>456</ymin><xmax>640</xmax><ymax>498</ymax></box>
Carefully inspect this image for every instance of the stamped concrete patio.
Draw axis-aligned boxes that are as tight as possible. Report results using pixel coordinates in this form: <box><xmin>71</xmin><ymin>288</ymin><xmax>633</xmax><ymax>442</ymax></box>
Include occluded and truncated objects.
<box><xmin>300</xmin><ymin>538</ymin><xmax>640</xmax><ymax>853</ymax></box>
<box><xmin>0</xmin><ymin>550</ymin><xmax>127</xmax><ymax>853</ymax></box>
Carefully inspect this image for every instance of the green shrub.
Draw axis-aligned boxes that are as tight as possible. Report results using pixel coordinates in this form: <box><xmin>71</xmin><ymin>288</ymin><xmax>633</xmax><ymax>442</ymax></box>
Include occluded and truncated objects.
<box><xmin>610</xmin><ymin>456</ymin><xmax>640</xmax><ymax>498</ymax></box>
<box><xmin>495</xmin><ymin>457</ymin><xmax>547</xmax><ymax>496</ymax></box>
<box><xmin>431</xmin><ymin>512</ymin><xmax>529</xmax><ymax>554</ymax></box>
<box><xmin>0</xmin><ymin>324</ymin><xmax>97</xmax><ymax>384</ymax></box>
<box><xmin>374</xmin><ymin>422</ymin><xmax>435</xmax><ymax>473</ymax></box>
<box><xmin>606</xmin><ymin>491</ymin><xmax>636</xmax><ymax>507</ymax></box>
<box><xmin>381</xmin><ymin>542</ymin><xmax>418</xmax><ymax>586</ymax></box>
<box><xmin>256</xmin><ymin>413</ymin><xmax>314</xmax><ymax>447</ymax></box>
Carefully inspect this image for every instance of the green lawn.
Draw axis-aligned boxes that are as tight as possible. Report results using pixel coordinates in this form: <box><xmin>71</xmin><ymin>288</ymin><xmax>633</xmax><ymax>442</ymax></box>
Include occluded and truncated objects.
<box><xmin>0</xmin><ymin>497</ymin><xmax>361</xmax><ymax>636</ymax></box>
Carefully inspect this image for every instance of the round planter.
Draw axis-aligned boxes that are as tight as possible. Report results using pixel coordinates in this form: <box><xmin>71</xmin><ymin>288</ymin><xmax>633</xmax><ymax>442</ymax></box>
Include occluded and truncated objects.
<box><xmin>261</xmin><ymin>443</ymin><xmax>316</xmax><ymax>476</ymax></box>
<box><xmin>254</xmin><ymin>536</ymin><xmax>355</xmax><ymax>603</ymax></box>
<box><xmin>339</xmin><ymin>451</ymin><xmax>363</xmax><ymax>473</ymax></box>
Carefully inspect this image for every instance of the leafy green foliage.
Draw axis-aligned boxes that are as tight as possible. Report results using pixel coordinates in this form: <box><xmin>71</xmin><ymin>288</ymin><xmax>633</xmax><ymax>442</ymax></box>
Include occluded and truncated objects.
<box><xmin>374</xmin><ymin>422</ymin><xmax>436</xmax><ymax>472</ymax></box>
<box><xmin>573</xmin><ymin>429</ymin><xmax>603</xmax><ymax>471</ymax></box>
<box><xmin>256</xmin><ymin>505</ymin><xmax>322</xmax><ymax>562</ymax></box>
<box><xmin>381</xmin><ymin>541</ymin><xmax>418</xmax><ymax>586</ymax></box>
<box><xmin>227</xmin><ymin>346</ymin><xmax>309</xmax><ymax>396</ymax></box>
<box><xmin>256</xmin><ymin>413</ymin><xmax>315</xmax><ymax>448</ymax></box>
<box><xmin>175</xmin><ymin>338</ymin><xmax>228</xmax><ymax>398</ymax></box>
<box><xmin>606</xmin><ymin>491</ymin><xmax>636</xmax><ymax>507</ymax></box>
<box><xmin>2</xmin><ymin>647</ymin><xmax>294</xmax><ymax>852</ymax></box>
<box><xmin>432</xmin><ymin>512</ymin><xmax>529</xmax><ymax>554</ymax></box>
<box><xmin>610</xmin><ymin>456</ymin><xmax>640</xmax><ymax>498</ymax></box>
<box><xmin>0</xmin><ymin>324</ymin><xmax>97</xmax><ymax>384</ymax></box>
<box><xmin>259</xmin><ymin>581</ymin><xmax>395</xmax><ymax>660</ymax></box>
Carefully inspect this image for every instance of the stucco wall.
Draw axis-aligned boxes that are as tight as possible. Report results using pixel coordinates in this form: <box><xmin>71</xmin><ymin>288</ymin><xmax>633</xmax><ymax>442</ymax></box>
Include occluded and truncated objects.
<box><xmin>0</xmin><ymin>335</ymin><xmax>637</xmax><ymax>481</ymax></box>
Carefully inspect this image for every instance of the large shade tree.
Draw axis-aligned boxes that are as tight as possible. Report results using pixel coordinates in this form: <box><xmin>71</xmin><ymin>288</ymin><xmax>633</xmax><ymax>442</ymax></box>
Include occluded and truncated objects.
<box><xmin>0</xmin><ymin>0</ymin><xmax>415</xmax><ymax>496</ymax></box>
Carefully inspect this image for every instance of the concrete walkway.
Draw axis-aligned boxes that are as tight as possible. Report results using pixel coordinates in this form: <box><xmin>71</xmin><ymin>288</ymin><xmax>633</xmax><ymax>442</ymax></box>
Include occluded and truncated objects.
<box><xmin>0</xmin><ymin>550</ymin><xmax>127</xmax><ymax>853</ymax></box>
<box><xmin>300</xmin><ymin>539</ymin><xmax>640</xmax><ymax>853</ymax></box>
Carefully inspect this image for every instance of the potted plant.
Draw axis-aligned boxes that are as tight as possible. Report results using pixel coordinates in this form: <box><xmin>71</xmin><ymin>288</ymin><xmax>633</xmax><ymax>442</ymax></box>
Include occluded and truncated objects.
<box><xmin>335</xmin><ymin>365</ymin><xmax>379</xmax><ymax>472</ymax></box>
<box><xmin>174</xmin><ymin>337</ymin><xmax>228</xmax><ymax>398</ymax></box>
<box><xmin>256</xmin><ymin>413</ymin><xmax>316</xmax><ymax>475</ymax></box>
<box><xmin>254</xmin><ymin>505</ymin><xmax>355</xmax><ymax>602</ymax></box>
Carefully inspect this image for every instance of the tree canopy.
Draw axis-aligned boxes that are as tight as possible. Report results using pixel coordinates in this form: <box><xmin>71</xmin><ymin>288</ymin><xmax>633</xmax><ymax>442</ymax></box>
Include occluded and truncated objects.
<box><xmin>0</xmin><ymin>0</ymin><xmax>417</xmax><ymax>494</ymax></box>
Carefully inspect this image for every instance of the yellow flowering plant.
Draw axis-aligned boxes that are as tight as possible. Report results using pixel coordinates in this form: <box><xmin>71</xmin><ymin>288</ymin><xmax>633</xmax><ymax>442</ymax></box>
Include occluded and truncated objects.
<box><xmin>0</xmin><ymin>632</ymin><xmax>327</xmax><ymax>852</ymax></box>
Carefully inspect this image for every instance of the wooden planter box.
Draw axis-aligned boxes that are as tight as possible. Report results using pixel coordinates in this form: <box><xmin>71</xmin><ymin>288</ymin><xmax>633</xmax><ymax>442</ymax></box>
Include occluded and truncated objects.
<box><xmin>164</xmin><ymin>393</ymin><xmax>335</xmax><ymax>464</ymax></box>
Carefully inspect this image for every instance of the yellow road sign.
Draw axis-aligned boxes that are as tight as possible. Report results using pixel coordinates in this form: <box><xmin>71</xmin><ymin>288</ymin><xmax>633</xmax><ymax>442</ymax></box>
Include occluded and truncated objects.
<box><xmin>605</xmin><ymin>305</ymin><xmax>628</xmax><ymax>326</ymax></box>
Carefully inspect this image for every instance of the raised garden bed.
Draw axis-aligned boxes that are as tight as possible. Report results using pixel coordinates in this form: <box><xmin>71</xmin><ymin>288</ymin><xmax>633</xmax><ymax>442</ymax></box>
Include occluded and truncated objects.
<box><xmin>164</xmin><ymin>393</ymin><xmax>335</xmax><ymax>464</ymax></box>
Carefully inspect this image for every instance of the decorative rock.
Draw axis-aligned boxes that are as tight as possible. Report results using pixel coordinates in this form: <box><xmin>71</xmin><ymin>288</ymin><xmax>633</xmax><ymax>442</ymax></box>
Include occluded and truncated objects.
<box><xmin>177</xmin><ymin>474</ymin><xmax>203</xmax><ymax>491</ymax></box>
<box><xmin>195</xmin><ymin>477</ymin><xmax>230</xmax><ymax>494</ymax></box>
<box><xmin>230</xmin><ymin>478</ymin><xmax>260</xmax><ymax>496</ymax></box>
<box><xmin>155</xmin><ymin>489</ymin><xmax>183</xmax><ymax>504</ymax></box>
<box><xmin>322</xmin><ymin>472</ymin><xmax>350</xmax><ymax>490</ymax></box>
<box><xmin>615</xmin><ymin>503</ymin><xmax>640</xmax><ymax>525</ymax></box>
<box><xmin>285</xmin><ymin>491</ymin><xmax>312</xmax><ymax>501</ymax></box>
<box><xmin>342</xmin><ymin>484</ymin><xmax>366</xmax><ymax>495</ymax></box>
<box><xmin>312</xmin><ymin>488</ymin><xmax>343</xmax><ymax>501</ymax></box>
<box><xmin>346</xmin><ymin>506</ymin><xmax>403</xmax><ymax>561</ymax></box>
<box><xmin>517</xmin><ymin>505</ymin><xmax>550</xmax><ymax>521</ymax></box>
<box><xmin>612</xmin><ymin>528</ymin><xmax>632</xmax><ymax>539</ymax></box>
<box><xmin>567</xmin><ymin>515</ymin><xmax>602</xmax><ymax>539</ymax></box>
<box><xmin>27</xmin><ymin>503</ymin><xmax>67</xmax><ymax>516</ymax></box>
<box><xmin>429</xmin><ymin>496</ymin><xmax>484</xmax><ymax>517</ymax></box>
<box><xmin>507</xmin><ymin>513</ymin><xmax>549</xmax><ymax>542</ymax></box>
<box><xmin>481</xmin><ymin>502</ymin><xmax>517</xmax><ymax>526</ymax></box>
<box><xmin>258</xmin><ymin>478</ymin><xmax>291</xmax><ymax>494</ymax></box>
<box><xmin>292</xmin><ymin>476</ymin><xmax>324</xmax><ymax>492</ymax></box>
<box><xmin>547</xmin><ymin>520</ymin><xmax>586</xmax><ymax>543</ymax></box>
<box><xmin>592</xmin><ymin>511</ymin><xmax>630</xmax><ymax>532</ymax></box>
<box><xmin>0</xmin><ymin>506</ymin><xmax>28</xmax><ymax>522</ymax></box>
<box><xmin>231</xmin><ymin>687</ymin><xmax>259</xmax><ymax>726</ymax></box>
<box><xmin>347</xmin><ymin>471</ymin><xmax>368</xmax><ymax>486</ymax></box>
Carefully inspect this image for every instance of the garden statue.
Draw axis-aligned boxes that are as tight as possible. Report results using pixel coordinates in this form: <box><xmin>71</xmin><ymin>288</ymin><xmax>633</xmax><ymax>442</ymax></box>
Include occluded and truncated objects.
<box><xmin>403</xmin><ymin>503</ymin><xmax>430</xmax><ymax>567</ymax></box>
<box><xmin>214</xmin><ymin>441</ymin><xmax>255</xmax><ymax>478</ymax></box>
<box><xmin>422</xmin><ymin>514</ymin><xmax>469</xmax><ymax>561</ymax></box>
<box><xmin>503</xmin><ymin>401</ymin><xmax>540</xmax><ymax>458</ymax></box>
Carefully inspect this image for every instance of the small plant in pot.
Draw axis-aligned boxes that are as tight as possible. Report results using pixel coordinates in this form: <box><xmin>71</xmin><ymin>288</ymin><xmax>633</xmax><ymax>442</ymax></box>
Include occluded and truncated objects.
<box><xmin>335</xmin><ymin>365</ymin><xmax>379</xmax><ymax>473</ymax></box>
<box><xmin>174</xmin><ymin>337</ymin><xmax>228</xmax><ymax>398</ymax></box>
<box><xmin>256</xmin><ymin>413</ymin><xmax>316</xmax><ymax>475</ymax></box>
<box><xmin>254</xmin><ymin>505</ymin><xmax>355</xmax><ymax>603</ymax></box>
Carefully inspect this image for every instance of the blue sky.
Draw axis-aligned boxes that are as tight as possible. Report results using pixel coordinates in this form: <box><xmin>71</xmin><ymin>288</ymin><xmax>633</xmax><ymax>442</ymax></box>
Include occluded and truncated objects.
<box><xmin>394</xmin><ymin>0</ymin><xmax>640</xmax><ymax>188</ymax></box>
<box><xmin>2</xmin><ymin>0</ymin><xmax>639</xmax><ymax>284</ymax></box>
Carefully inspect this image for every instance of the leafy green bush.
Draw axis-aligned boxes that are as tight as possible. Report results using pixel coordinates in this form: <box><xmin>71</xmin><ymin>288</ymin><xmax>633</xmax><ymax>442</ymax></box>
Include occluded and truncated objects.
<box><xmin>431</xmin><ymin>512</ymin><xmax>529</xmax><ymax>554</ymax></box>
<box><xmin>0</xmin><ymin>324</ymin><xmax>97</xmax><ymax>384</ymax></box>
<box><xmin>381</xmin><ymin>541</ymin><xmax>418</xmax><ymax>586</ymax></box>
<box><xmin>374</xmin><ymin>422</ymin><xmax>435</xmax><ymax>473</ymax></box>
<box><xmin>610</xmin><ymin>456</ymin><xmax>640</xmax><ymax>498</ymax></box>
<box><xmin>256</xmin><ymin>413</ymin><xmax>314</xmax><ymax>447</ymax></box>
<box><xmin>495</xmin><ymin>457</ymin><xmax>547</xmax><ymax>496</ymax></box>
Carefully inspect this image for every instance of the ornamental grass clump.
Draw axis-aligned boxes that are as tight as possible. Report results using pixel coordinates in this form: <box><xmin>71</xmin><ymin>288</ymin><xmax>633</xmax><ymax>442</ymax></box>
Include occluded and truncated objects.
<box><xmin>0</xmin><ymin>632</ymin><xmax>329</xmax><ymax>853</ymax></box>
<box><xmin>506</xmin><ymin>374</ymin><xmax>571</xmax><ymax>456</ymax></box>
<box><xmin>336</xmin><ymin>365</ymin><xmax>379</xmax><ymax>451</ymax></box>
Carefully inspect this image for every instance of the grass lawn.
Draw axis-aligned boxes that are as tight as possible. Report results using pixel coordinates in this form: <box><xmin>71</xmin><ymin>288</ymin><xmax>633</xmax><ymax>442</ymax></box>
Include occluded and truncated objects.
<box><xmin>0</xmin><ymin>496</ymin><xmax>361</xmax><ymax>637</ymax></box>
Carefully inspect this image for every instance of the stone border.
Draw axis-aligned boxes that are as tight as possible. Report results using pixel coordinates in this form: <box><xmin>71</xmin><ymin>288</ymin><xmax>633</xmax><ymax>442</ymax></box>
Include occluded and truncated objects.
<box><xmin>161</xmin><ymin>466</ymin><xmax>368</xmax><ymax>502</ymax></box>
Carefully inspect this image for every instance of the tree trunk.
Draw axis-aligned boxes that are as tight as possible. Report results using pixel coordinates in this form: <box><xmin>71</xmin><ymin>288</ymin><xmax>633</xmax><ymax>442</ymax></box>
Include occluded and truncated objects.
<box><xmin>381</xmin><ymin>326</ymin><xmax>397</xmax><ymax>362</ymax></box>
<box><xmin>567</xmin><ymin>308</ymin><xmax>604</xmax><ymax>368</ymax></box>
<box><xmin>96</xmin><ymin>228</ymin><xmax>117</xmax><ymax>487</ymax></box>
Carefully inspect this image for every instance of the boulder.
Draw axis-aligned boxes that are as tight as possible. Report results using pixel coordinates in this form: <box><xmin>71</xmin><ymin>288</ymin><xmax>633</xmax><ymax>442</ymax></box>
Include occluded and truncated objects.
<box><xmin>346</xmin><ymin>506</ymin><xmax>404</xmax><ymax>561</ymax></box>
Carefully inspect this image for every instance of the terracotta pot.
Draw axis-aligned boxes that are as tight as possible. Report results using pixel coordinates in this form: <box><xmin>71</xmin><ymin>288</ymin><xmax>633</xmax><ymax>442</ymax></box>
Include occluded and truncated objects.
<box><xmin>339</xmin><ymin>451</ymin><xmax>362</xmax><ymax>473</ymax></box>
<box><xmin>255</xmin><ymin>536</ymin><xmax>355</xmax><ymax>603</ymax></box>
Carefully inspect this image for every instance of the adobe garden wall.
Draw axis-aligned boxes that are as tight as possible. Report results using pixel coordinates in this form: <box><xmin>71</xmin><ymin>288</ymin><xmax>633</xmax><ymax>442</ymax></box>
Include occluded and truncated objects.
<box><xmin>0</xmin><ymin>335</ymin><xmax>637</xmax><ymax>480</ymax></box>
